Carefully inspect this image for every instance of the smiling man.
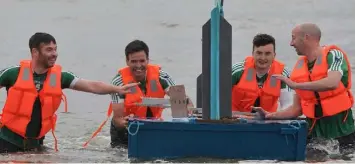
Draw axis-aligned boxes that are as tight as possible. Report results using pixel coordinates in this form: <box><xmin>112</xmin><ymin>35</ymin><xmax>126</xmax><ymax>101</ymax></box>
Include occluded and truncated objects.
<box><xmin>0</xmin><ymin>32</ymin><xmax>137</xmax><ymax>153</ymax></box>
<box><xmin>231</xmin><ymin>33</ymin><xmax>293</xmax><ymax>113</ymax></box>
<box><xmin>109</xmin><ymin>40</ymin><xmax>194</xmax><ymax>148</ymax></box>
<box><xmin>267</xmin><ymin>23</ymin><xmax>355</xmax><ymax>154</ymax></box>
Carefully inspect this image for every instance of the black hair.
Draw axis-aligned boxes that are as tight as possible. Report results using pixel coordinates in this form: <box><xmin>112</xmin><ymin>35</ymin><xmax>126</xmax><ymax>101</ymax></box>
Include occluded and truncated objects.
<box><xmin>125</xmin><ymin>40</ymin><xmax>149</xmax><ymax>60</ymax></box>
<box><xmin>29</xmin><ymin>32</ymin><xmax>56</xmax><ymax>50</ymax></box>
<box><xmin>252</xmin><ymin>33</ymin><xmax>276</xmax><ymax>52</ymax></box>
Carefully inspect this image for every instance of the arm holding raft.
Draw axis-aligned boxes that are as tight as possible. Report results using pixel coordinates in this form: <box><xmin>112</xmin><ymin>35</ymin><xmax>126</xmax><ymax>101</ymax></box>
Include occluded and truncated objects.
<box><xmin>264</xmin><ymin>93</ymin><xmax>302</xmax><ymax>119</ymax></box>
<box><xmin>110</xmin><ymin>73</ymin><xmax>131</xmax><ymax>128</ymax></box>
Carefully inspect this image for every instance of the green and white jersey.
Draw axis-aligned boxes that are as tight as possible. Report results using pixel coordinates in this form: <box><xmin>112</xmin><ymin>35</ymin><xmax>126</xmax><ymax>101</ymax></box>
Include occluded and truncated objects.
<box><xmin>314</xmin><ymin>49</ymin><xmax>350</xmax><ymax>87</ymax></box>
<box><xmin>306</xmin><ymin>49</ymin><xmax>354</xmax><ymax>139</ymax></box>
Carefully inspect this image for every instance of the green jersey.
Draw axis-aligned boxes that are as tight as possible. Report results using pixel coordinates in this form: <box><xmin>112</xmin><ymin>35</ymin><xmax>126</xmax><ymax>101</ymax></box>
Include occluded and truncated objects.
<box><xmin>0</xmin><ymin>65</ymin><xmax>79</xmax><ymax>148</ymax></box>
<box><xmin>306</xmin><ymin>49</ymin><xmax>355</xmax><ymax>139</ymax></box>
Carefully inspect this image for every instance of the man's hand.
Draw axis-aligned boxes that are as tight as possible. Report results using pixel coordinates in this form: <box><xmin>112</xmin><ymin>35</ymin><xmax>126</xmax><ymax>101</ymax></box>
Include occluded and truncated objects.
<box><xmin>272</xmin><ymin>74</ymin><xmax>297</xmax><ymax>89</ymax></box>
<box><xmin>251</xmin><ymin>106</ymin><xmax>268</xmax><ymax>114</ymax></box>
<box><xmin>265</xmin><ymin>112</ymin><xmax>277</xmax><ymax>119</ymax></box>
<box><xmin>115</xmin><ymin>83</ymin><xmax>139</xmax><ymax>95</ymax></box>
<box><xmin>250</xmin><ymin>106</ymin><xmax>268</xmax><ymax>119</ymax></box>
<box><xmin>251</xmin><ymin>106</ymin><xmax>284</xmax><ymax>120</ymax></box>
<box><xmin>113</xmin><ymin>114</ymin><xmax>134</xmax><ymax>128</ymax></box>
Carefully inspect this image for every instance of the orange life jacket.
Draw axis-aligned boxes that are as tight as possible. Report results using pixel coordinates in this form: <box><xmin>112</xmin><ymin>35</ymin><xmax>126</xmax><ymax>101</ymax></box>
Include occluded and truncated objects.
<box><xmin>120</xmin><ymin>64</ymin><xmax>166</xmax><ymax>118</ymax></box>
<box><xmin>231</xmin><ymin>56</ymin><xmax>284</xmax><ymax>113</ymax></box>
<box><xmin>290</xmin><ymin>45</ymin><xmax>353</xmax><ymax>132</ymax></box>
<box><xmin>0</xmin><ymin>60</ymin><xmax>67</xmax><ymax>151</ymax></box>
<box><xmin>83</xmin><ymin>64</ymin><xmax>166</xmax><ymax>147</ymax></box>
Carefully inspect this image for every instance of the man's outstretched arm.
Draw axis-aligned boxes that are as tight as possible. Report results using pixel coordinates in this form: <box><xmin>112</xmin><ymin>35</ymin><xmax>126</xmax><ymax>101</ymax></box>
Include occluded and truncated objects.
<box><xmin>71</xmin><ymin>78</ymin><xmax>138</xmax><ymax>95</ymax></box>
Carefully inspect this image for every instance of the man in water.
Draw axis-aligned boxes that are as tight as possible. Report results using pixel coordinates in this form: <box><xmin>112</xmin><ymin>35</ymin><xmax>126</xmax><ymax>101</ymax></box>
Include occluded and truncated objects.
<box><xmin>109</xmin><ymin>40</ymin><xmax>194</xmax><ymax>148</ymax></box>
<box><xmin>231</xmin><ymin>33</ymin><xmax>293</xmax><ymax>114</ymax></box>
<box><xmin>0</xmin><ymin>32</ymin><xmax>137</xmax><ymax>153</ymax></box>
<box><xmin>268</xmin><ymin>23</ymin><xmax>355</xmax><ymax>153</ymax></box>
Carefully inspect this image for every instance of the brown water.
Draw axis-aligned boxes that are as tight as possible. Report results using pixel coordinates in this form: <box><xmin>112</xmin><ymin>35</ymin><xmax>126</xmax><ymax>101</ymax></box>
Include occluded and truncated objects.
<box><xmin>0</xmin><ymin>0</ymin><xmax>354</xmax><ymax>162</ymax></box>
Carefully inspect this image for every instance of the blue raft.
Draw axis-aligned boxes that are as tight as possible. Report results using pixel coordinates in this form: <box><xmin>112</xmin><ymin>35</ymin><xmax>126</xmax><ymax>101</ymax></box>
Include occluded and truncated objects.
<box><xmin>127</xmin><ymin>118</ymin><xmax>308</xmax><ymax>161</ymax></box>
<box><xmin>127</xmin><ymin>0</ymin><xmax>308</xmax><ymax>161</ymax></box>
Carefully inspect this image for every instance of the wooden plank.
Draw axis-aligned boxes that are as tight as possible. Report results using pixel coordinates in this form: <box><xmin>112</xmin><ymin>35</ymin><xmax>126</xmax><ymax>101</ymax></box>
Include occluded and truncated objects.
<box><xmin>169</xmin><ymin>85</ymin><xmax>188</xmax><ymax>118</ymax></box>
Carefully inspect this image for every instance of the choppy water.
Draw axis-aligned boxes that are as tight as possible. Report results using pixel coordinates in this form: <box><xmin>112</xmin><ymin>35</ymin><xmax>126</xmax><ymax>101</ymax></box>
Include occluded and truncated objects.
<box><xmin>0</xmin><ymin>0</ymin><xmax>354</xmax><ymax>162</ymax></box>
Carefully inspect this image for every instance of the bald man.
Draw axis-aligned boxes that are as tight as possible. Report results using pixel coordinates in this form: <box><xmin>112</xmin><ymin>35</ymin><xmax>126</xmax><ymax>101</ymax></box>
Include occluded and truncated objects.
<box><xmin>261</xmin><ymin>23</ymin><xmax>355</xmax><ymax>153</ymax></box>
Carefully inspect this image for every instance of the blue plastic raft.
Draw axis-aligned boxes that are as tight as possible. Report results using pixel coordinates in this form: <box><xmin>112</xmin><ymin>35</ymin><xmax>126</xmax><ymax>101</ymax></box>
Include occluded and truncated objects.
<box><xmin>127</xmin><ymin>118</ymin><xmax>308</xmax><ymax>161</ymax></box>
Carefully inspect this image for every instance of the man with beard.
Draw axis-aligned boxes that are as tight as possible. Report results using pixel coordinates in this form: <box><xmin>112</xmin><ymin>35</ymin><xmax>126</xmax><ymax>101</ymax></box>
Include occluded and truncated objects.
<box><xmin>231</xmin><ymin>33</ymin><xmax>293</xmax><ymax>114</ymax></box>
<box><xmin>267</xmin><ymin>23</ymin><xmax>355</xmax><ymax>154</ymax></box>
<box><xmin>0</xmin><ymin>32</ymin><xmax>138</xmax><ymax>153</ymax></box>
<box><xmin>108</xmin><ymin>40</ymin><xmax>194</xmax><ymax>148</ymax></box>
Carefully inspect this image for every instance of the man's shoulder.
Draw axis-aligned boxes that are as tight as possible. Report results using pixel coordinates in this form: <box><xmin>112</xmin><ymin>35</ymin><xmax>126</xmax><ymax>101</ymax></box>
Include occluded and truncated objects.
<box><xmin>61</xmin><ymin>70</ymin><xmax>79</xmax><ymax>78</ymax></box>
<box><xmin>158</xmin><ymin>68</ymin><xmax>176</xmax><ymax>87</ymax></box>
<box><xmin>0</xmin><ymin>65</ymin><xmax>20</xmax><ymax>78</ymax></box>
<box><xmin>232</xmin><ymin>60</ymin><xmax>245</xmax><ymax>75</ymax></box>
<box><xmin>158</xmin><ymin>69</ymin><xmax>172</xmax><ymax>78</ymax></box>
<box><xmin>232</xmin><ymin>60</ymin><xmax>245</xmax><ymax>68</ymax></box>
<box><xmin>147</xmin><ymin>65</ymin><xmax>173</xmax><ymax>78</ymax></box>
<box><xmin>326</xmin><ymin>48</ymin><xmax>348</xmax><ymax>67</ymax></box>
<box><xmin>327</xmin><ymin>48</ymin><xmax>346</xmax><ymax>61</ymax></box>
<box><xmin>111</xmin><ymin>72</ymin><xmax>123</xmax><ymax>86</ymax></box>
<box><xmin>231</xmin><ymin>60</ymin><xmax>246</xmax><ymax>84</ymax></box>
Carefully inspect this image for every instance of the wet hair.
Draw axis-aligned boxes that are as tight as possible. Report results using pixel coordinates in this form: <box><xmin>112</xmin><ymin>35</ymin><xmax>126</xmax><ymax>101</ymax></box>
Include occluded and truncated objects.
<box><xmin>252</xmin><ymin>33</ymin><xmax>276</xmax><ymax>52</ymax></box>
<box><xmin>125</xmin><ymin>40</ymin><xmax>149</xmax><ymax>60</ymax></box>
<box><xmin>29</xmin><ymin>32</ymin><xmax>56</xmax><ymax>50</ymax></box>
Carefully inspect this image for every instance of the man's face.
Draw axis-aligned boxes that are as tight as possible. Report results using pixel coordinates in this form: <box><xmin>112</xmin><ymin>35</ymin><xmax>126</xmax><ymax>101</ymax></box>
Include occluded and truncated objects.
<box><xmin>290</xmin><ymin>27</ymin><xmax>306</xmax><ymax>56</ymax></box>
<box><xmin>126</xmin><ymin>50</ymin><xmax>148</xmax><ymax>81</ymax></box>
<box><xmin>33</xmin><ymin>41</ymin><xmax>58</xmax><ymax>68</ymax></box>
<box><xmin>252</xmin><ymin>44</ymin><xmax>275</xmax><ymax>70</ymax></box>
